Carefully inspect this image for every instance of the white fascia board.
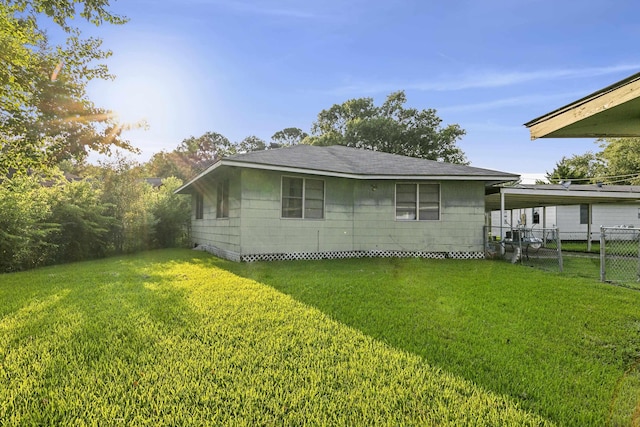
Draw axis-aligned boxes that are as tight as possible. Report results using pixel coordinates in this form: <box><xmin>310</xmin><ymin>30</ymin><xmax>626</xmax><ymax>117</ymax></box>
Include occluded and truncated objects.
<box><xmin>500</xmin><ymin>187</ymin><xmax>640</xmax><ymax>200</ymax></box>
<box><xmin>224</xmin><ymin>160</ymin><xmax>519</xmax><ymax>182</ymax></box>
<box><xmin>174</xmin><ymin>161</ymin><xmax>223</xmax><ymax>194</ymax></box>
<box><xmin>175</xmin><ymin>159</ymin><xmax>519</xmax><ymax>193</ymax></box>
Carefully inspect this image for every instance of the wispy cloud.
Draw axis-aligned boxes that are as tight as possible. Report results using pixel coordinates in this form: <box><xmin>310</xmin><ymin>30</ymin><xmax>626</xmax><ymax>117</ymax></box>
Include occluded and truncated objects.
<box><xmin>438</xmin><ymin>91</ymin><xmax>587</xmax><ymax>113</ymax></box>
<box><xmin>184</xmin><ymin>0</ymin><xmax>328</xmax><ymax>20</ymax></box>
<box><xmin>330</xmin><ymin>64</ymin><xmax>640</xmax><ymax>95</ymax></box>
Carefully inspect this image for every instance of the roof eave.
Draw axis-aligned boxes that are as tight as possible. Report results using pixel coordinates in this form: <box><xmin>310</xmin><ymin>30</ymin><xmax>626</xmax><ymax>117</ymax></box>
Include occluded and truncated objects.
<box><xmin>174</xmin><ymin>160</ymin><xmax>224</xmax><ymax>194</ymax></box>
<box><xmin>524</xmin><ymin>71</ymin><xmax>640</xmax><ymax>140</ymax></box>
<box><xmin>174</xmin><ymin>157</ymin><xmax>519</xmax><ymax>194</ymax></box>
<box><xmin>221</xmin><ymin>160</ymin><xmax>519</xmax><ymax>182</ymax></box>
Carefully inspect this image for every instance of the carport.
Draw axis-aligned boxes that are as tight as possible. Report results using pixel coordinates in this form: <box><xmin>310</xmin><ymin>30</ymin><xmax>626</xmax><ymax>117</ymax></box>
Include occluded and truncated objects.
<box><xmin>510</xmin><ymin>71</ymin><xmax>640</xmax><ymax>280</ymax></box>
<box><xmin>486</xmin><ymin>183</ymin><xmax>640</xmax><ymax>249</ymax></box>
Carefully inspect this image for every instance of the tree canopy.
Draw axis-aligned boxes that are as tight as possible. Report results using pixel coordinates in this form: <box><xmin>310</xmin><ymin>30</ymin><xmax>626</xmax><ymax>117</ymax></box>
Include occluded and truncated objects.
<box><xmin>145</xmin><ymin>130</ymin><xmax>306</xmax><ymax>181</ymax></box>
<box><xmin>545</xmin><ymin>152</ymin><xmax>602</xmax><ymax>184</ymax></box>
<box><xmin>545</xmin><ymin>138</ymin><xmax>640</xmax><ymax>185</ymax></box>
<box><xmin>0</xmin><ymin>0</ymin><xmax>133</xmax><ymax>175</ymax></box>
<box><xmin>271</xmin><ymin>127</ymin><xmax>308</xmax><ymax>147</ymax></box>
<box><xmin>304</xmin><ymin>91</ymin><xmax>468</xmax><ymax>164</ymax></box>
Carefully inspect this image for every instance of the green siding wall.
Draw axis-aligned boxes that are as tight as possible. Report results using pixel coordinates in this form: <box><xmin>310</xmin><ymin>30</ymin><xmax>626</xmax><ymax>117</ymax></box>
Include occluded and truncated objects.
<box><xmin>238</xmin><ymin>169</ymin><xmax>486</xmax><ymax>255</ymax></box>
<box><xmin>191</xmin><ymin>167</ymin><xmax>487</xmax><ymax>256</ymax></box>
<box><xmin>190</xmin><ymin>169</ymin><xmax>241</xmax><ymax>253</ymax></box>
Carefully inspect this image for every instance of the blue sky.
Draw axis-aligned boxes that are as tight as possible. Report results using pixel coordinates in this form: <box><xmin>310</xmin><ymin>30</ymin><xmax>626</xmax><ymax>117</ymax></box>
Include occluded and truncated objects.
<box><xmin>75</xmin><ymin>0</ymin><xmax>640</xmax><ymax>181</ymax></box>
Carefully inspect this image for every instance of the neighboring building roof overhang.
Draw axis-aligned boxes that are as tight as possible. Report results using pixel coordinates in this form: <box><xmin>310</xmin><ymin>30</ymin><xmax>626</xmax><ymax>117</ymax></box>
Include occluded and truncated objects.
<box><xmin>175</xmin><ymin>145</ymin><xmax>519</xmax><ymax>194</ymax></box>
<box><xmin>524</xmin><ymin>71</ymin><xmax>640</xmax><ymax>140</ymax></box>
<box><xmin>486</xmin><ymin>184</ymin><xmax>640</xmax><ymax>211</ymax></box>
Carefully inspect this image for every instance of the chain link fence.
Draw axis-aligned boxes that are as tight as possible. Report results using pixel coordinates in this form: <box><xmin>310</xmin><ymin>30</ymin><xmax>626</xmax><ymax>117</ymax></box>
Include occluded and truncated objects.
<box><xmin>600</xmin><ymin>226</ymin><xmax>640</xmax><ymax>288</ymax></box>
<box><xmin>484</xmin><ymin>226</ymin><xmax>563</xmax><ymax>272</ymax></box>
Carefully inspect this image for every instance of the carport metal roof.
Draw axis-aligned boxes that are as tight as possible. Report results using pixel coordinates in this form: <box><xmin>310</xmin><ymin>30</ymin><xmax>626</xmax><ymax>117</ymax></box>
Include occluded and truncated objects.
<box><xmin>524</xmin><ymin>71</ymin><xmax>640</xmax><ymax>139</ymax></box>
<box><xmin>486</xmin><ymin>184</ymin><xmax>640</xmax><ymax>211</ymax></box>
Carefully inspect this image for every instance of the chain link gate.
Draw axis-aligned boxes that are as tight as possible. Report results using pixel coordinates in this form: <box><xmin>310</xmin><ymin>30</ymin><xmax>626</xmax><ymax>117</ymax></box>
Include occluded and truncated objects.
<box><xmin>485</xmin><ymin>226</ymin><xmax>563</xmax><ymax>272</ymax></box>
<box><xmin>600</xmin><ymin>226</ymin><xmax>640</xmax><ymax>287</ymax></box>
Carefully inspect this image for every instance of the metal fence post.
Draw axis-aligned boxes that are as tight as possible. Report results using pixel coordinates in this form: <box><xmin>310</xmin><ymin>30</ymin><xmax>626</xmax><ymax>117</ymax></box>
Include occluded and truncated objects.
<box><xmin>637</xmin><ymin>229</ymin><xmax>640</xmax><ymax>281</ymax></box>
<box><xmin>556</xmin><ymin>228</ymin><xmax>563</xmax><ymax>272</ymax></box>
<box><xmin>600</xmin><ymin>226</ymin><xmax>606</xmax><ymax>282</ymax></box>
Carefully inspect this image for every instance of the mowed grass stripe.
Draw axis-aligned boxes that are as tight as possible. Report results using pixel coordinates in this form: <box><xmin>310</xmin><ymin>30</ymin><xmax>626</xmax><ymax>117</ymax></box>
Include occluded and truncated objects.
<box><xmin>0</xmin><ymin>249</ymin><xmax>546</xmax><ymax>426</ymax></box>
<box><xmin>229</xmin><ymin>256</ymin><xmax>640</xmax><ymax>426</ymax></box>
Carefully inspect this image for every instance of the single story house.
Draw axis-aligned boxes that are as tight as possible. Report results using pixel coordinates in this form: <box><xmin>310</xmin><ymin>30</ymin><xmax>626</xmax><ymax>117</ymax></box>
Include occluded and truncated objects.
<box><xmin>175</xmin><ymin>145</ymin><xmax>518</xmax><ymax>262</ymax></box>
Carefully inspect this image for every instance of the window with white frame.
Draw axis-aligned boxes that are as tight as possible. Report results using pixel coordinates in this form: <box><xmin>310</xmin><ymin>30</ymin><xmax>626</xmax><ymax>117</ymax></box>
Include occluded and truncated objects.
<box><xmin>281</xmin><ymin>176</ymin><xmax>324</xmax><ymax>219</ymax></box>
<box><xmin>195</xmin><ymin>193</ymin><xmax>204</xmax><ymax>220</ymax></box>
<box><xmin>395</xmin><ymin>183</ymin><xmax>440</xmax><ymax>221</ymax></box>
<box><xmin>216</xmin><ymin>180</ymin><xmax>229</xmax><ymax>218</ymax></box>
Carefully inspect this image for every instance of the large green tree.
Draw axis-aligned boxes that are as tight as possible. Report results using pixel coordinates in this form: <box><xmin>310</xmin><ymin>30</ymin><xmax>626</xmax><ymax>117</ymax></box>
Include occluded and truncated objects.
<box><xmin>146</xmin><ymin>132</ymin><xmax>267</xmax><ymax>181</ymax></box>
<box><xmin>305</xmin><ymin>91</ymin><xmax>468</xmax><ymax>163</ymax></box>
<box><xmin>545</xmin><ymin>138</ymin><xmax>640</xmax><ymax>185</ymax></box>
<box><xmin>545</xmin><ymin>152</ymin><xmax>603</xmax><ymax>184</ymax></box>
<box><xmin>271</xmin><ymin>127</ymin><xmax>308</xmax><ymax>147</ymax></box>
<box><xmin>599</xmin><ymin>138</ymin><xmax>640</xmax><ymax>184</ymax></box>
<box><xmin>0</xmin><ymin>0</ymin><xmax>133</xmax><ymax>175</ymax></box>
<box><xmin>237</xmin><ymin>135</ymin><xmax>267</xmax><ymax>153</ymax></box>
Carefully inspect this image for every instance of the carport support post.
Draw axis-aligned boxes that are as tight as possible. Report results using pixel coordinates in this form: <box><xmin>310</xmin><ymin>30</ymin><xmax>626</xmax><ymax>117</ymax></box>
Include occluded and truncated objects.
<box><xmin>500</xmin><ymin>191</ymin><xmax>506</xmax><ymax>255</ymax></box>
<box><xmin>587</xmin><ymin>204</ymin><xmax>593</xmax><ymax>252</ymax></box>
<box><xmin>542</xmin><ymin>206</ymin><xmax>547</xmax><ymax>244</ymax></box>
<box><xmin>600</xmin><ymin>227</ymin><xmax>606</xmax><ymax>282</ymax></box>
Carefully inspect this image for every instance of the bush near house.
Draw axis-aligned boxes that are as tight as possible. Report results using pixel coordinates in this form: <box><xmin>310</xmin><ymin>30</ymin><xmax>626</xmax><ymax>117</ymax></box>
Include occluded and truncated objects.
<box><xmin>0</xmin><ymin>170</ymin><xmax>190</xmax><ymax>273</ymax></box>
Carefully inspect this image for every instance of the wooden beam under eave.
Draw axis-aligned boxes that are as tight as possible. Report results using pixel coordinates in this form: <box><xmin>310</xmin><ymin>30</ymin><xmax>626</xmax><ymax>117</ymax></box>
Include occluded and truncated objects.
<box><xmin>526</xmin><ymin>74</ymin><xmax>640</xmax><ymax>140</ymax></box>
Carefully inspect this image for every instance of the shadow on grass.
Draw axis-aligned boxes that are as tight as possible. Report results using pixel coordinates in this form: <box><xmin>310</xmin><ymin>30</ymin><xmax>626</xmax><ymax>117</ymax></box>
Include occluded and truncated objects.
<box><xmin>2</xmin><ymin>250</ymin><xmax>638</xmax><ymax>425</ymax></box>
<box><xmin>220</xmin><ymin>255</ymin><xmax>640</xmax><ymax>427</ymax></box>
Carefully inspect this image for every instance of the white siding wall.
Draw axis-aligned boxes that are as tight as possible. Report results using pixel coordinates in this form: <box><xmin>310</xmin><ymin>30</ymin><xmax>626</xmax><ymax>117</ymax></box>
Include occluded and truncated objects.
<box><xmin>490</xmin><ymin>205</ymin><xmax>640</xmax><ymax>241</ymax></box>
<box><xmin>557</xmin><ymin>204</ymin><xmax>640</xmax><ymax>240</ymax></box>
<box><xmin>490</xmin><ymin>207</ymin><xmax>557</xmax><ymax>231</ymax></box>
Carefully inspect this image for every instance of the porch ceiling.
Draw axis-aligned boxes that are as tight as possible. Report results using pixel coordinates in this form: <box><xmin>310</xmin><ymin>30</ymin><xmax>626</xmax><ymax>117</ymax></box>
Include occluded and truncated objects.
<box><xmin>485</xmin><ymin>184</ymin><xmax>640</xmax><ymax>211</ymax></box>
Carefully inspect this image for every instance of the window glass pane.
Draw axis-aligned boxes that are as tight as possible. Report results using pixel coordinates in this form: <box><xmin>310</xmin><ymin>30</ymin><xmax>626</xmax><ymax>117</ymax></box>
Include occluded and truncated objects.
<box><xmin>304</xmin><ymin>179</ymin><xmax>324</xmax><ymax>219</ymax></box>
<box><xmin>419</xmin><ymin>184</ymin><xmax>439</xmax><ymax>220</ymax></box>
<box><xmin>282</xmin><ymin>198</ymin><xmax>302</xmax><ymax>217</ymax></box>
<box><xmin>216</xmin><ymin>180</ymin><xmax>229</xmax><ymax>218</ymax></box>
<box><xmin>304</xmin><ymin>198</ymin><xmax>324</xmax><ymax>219</ymax></box>
<box><xmin>283</xmin><ymin>177</ymin><xmax>303</xmax><ymax>197</ymax></box>
<box><xmin>305</xmin><ymin>179</ymin><xmax>324</xmax><ymax>200</ymax></box>
<box><xmin>195</xmin><ymin>193</ymin><xmax>204</xmax><ymax>220</ymax></box>
<box><xmin>580</xmin><ymin>204</ymin><xmax>588</xmax><ymax>224</ymax></box>
<box><xmin>419</xmin><ymin>204</ymin><xmax>439</xmax><ymax>220</ymax></box>
<box><xmin>282</xmin><ymin>177</ymin><xmax>303</xmax><ymax>218</ymax></box>
<box><xmin>396</xmin><ymin>184</ymin><xmax>417</xmax><ymax>220</ymax></box>
<box><xmin>419</xmin><ymin>185</ymin><xmax>439</xmax><ymax>202</ymax></box>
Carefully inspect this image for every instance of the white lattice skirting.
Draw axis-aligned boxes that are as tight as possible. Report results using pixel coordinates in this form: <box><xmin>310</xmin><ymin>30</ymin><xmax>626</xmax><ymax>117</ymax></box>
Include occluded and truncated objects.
<box><xmin>195</xmin><ymin>245</ymin><xmax>483</xmax><ymax>262</ymax></box>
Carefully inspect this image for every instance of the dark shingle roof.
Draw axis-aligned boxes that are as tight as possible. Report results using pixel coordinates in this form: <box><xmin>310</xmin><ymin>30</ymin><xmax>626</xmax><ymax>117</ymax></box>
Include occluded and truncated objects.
<box><xmin>224</xmin><ymin>145</ymin><xmax>516</xmax><ymax>178</ymax></box>
<box><xmin>176</xmin><ymin>145</ymin><xmax>518</xmax><ymax>194</ymax></box>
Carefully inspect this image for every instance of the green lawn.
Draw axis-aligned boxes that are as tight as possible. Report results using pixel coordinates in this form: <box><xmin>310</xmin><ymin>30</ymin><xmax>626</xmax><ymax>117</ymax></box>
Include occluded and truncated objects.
<box><xmin>228</xmin><ymin>256</ymin><xmax>640</xmax><ymax>426</ymax></box>
<box><xmin>1</xmin><ymin>249</ymin><xmax>639</xmax><ymax>425</ymax></box>
<box><xmin>560</xmin><ymin>241</ymin><xmax>600</xmax><ymax>254</ymax></box>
